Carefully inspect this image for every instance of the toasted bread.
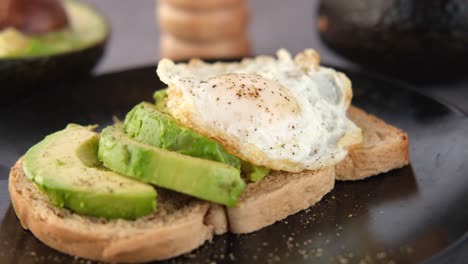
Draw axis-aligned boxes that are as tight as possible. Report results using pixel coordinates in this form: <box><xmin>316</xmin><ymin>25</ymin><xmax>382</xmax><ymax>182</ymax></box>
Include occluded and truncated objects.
<box><xmin>335</xmin><ymin>106</ymin><xmax>409</xmax><ymax>180</ymax></box>
<box><xmin>9</xmin><ymin>158</ymin><xmax>227</xmax><ymax>263</ymax></box>
<box><xmin>227</xmin><ymin>167</ymin><xmax>335</xmax><ymax>234</ymax></box>
<box><xmin>9</xmin><ymin>106</ymin><xmax>409</xmax><ymax>260</ymax></box>
<box><xmin>226</xmin><ymin>106</ymin><xmax>409</xmax><ymax>233</ymax></box>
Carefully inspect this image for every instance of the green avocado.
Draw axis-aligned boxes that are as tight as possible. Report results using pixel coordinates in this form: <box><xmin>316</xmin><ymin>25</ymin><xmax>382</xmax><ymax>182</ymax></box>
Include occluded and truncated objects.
<box><xmin>153</xmin><ymin>88</ymin><xmax>169</xmax><ymax>112</ymax></box>
<box><xmin>0</xmin><ymin>0</ymin><xmax>108</xmax><ymax>59</ymax></box>
<box><xmin>124</xmin><ymin>102</ymin><xmax>242</xmax><ymax>169</ymax></box>
<box><xmin>142</xmin><ymin>94</ymin><xmax>271</xmax><ymax>181</ymax></box>
<box><xmin>241</xmin><ymin>161</ymin><xmax>271</xmax><ymax>182</ymax></box>
<box><xmin>0</xmin><ymin>0</ymin><xmax>108</xmax><ymax>99</ymax></box>
<box><xmin>99</xmin><ymin>126</ymin><xmax>246</xmax><ymax>207</ymax></box>
<box><xmin>22</xmin><ymin>124</ymin><xmax>157</xmax><ymax>220</ymax></box>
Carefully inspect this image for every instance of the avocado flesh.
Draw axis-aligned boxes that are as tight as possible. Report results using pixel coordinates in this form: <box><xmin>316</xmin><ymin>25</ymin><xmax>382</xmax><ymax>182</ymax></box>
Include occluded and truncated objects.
<box><xmin>124</xmin><ymin>102</ymin><xmax>242</xmax><ymax>169</ymax></box>
<box><xmin>22</xmin><ymin>124</ymin><xmax>157</xmax><ymax>220</ymax></box>
<box><xmin>153</xmin><ymin>88</ymin><xmax>169</xmax><ymax>112</ymax></box>
<box><xmin>151</xmin><ymin>90</ymin><xmax>271</xmax><ymax>181</ymax></box>
<box><xmin>0</xmin><ymin>0</ymin><xmax>108</xmax><ymax>58</ymax></box>
<box><xmin>99</xmin><ymin>126</ymin><xmax>245</xmax><ymax>207</ymax></box>
<box><xmin>241</xmin><ymin>161</ymin><xmax>270</xmax><ymax>182</ymax></box>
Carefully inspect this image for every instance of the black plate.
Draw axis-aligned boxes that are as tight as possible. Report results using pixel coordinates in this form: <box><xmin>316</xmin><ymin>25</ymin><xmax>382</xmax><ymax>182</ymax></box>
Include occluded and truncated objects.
<box><xmin>0</xmin><ymin>66</ymin><xmax>467</xmax><ymax>264</ymax></box>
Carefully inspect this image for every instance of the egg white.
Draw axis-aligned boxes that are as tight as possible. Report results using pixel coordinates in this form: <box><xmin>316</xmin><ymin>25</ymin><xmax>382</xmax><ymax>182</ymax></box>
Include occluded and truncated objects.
<box><xmin>157</xmin><ymin>49</ymin><xmax>362</xmax><ymax>172</ymax></box>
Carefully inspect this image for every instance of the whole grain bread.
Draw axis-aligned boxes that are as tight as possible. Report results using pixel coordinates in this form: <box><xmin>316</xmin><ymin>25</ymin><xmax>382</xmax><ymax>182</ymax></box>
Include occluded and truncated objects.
<box><xmin>335</xmin><ymin>106</ymin><xmax>409</xmax><ymax>180</ymax></box>
<box><xmin>225</xmin><ymin>106</ymin><xmax>409</xmax><ymax>233</ymax></box>
<box><xmin>227</xmin><ymin>167</ymin><xmax>334</xmax><ymax>234</ymax></box>
<box><xmin>9</xmin><ymin>158</ymin><xmax>227</xmax><ymax>263</ymax></box>
<box><xmin>8</xmin><ymin>106</ymin><xmax>409</xmax><ymax>261</ymax></box>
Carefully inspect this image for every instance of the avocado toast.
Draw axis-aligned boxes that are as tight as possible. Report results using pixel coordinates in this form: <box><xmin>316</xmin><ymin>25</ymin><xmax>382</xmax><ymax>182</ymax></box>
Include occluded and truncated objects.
<box><xmin>8</xmin><ymin>49</ymin><xmax>409</xmax><ymax>262</ymax></box>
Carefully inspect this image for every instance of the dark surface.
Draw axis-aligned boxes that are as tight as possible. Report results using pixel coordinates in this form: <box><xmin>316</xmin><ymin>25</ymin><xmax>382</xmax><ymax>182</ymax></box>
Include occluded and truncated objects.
<box><xmin>0</xmin><ymin>0</ymin><xmax>109</xmax><ymax>101</ymax></box>
<box><xmin>318</xmin><ymin>0</ymin><xmax>468</xmax><ymax>80</ymax></box>
<box><xmin>0</xmin><ymin>66</ymin><xmax>467</xmax><ymax>263</ymax></box>
<box><xmin>0</xmin><ymin>39</ymin><xmax>107</xmax><ymax>101</ymax></box>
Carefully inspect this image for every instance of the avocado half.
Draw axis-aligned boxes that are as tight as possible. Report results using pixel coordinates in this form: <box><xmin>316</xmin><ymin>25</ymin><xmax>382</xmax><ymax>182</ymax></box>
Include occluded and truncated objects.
<box><xmin>318</xmin><ymin>0</ymin><xmax>468</xmax><ymax>81</ymax></box>
<box><xmin>0</xmin><ymin>0</ymin><xmax>109</xmax><ymax>99</ymax></box>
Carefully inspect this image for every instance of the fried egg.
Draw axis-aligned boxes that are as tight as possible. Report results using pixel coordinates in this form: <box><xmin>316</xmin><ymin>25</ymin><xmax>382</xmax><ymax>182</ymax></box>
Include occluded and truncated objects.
<box><xmin>157</xmin><ymin>49</ymin><xmax>362</xmax><ymax>172</ymax></box>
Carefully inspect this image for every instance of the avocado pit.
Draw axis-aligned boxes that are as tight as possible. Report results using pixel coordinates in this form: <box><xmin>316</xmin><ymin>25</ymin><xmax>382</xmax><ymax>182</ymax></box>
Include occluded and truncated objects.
<box><xmin>0</xmin><ymin>0</ymin><xmax>69</xmax><ymax>36</ymax></box>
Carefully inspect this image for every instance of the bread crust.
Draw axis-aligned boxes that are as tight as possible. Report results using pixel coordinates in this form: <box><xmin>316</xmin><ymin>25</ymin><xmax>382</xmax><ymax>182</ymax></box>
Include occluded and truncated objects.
<box><xmin>158</xmin><ymin>1</ymin><xmax>249</xmax><ymax>41</ymax></box>
<box><xmin>160</xmin><ymin>33</ymin><xmax>250</xmax><ymax>60</ymax></box>
<box><xmin>9</xmin><ymin>159</ymin><xmax>226</xmax><ymax>263</ymax></box>
<box><xmin>336</xmin><ymin>106</ymin><xmax>410</xmax><ymax>180</ymax></box>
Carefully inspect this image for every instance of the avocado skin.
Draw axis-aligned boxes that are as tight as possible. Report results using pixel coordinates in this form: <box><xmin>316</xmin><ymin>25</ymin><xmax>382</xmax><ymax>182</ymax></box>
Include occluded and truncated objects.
<box><xmin>124</xmin><ymin>102</ymin><xmax>242</xmax><ymax>169</ymax></box>
<box><xmin>0</xmin><ymin>0</ymin><xmax>109</xmax><ymax>101</ymax></box>
<box><xmin>0</xmin><ymin>37</ymin><xmax>106</xmax><ymax>101</ymax></box>
<box><xmin>99</xmin><ymin>126</ymin><xmax>246</xmax><ymax>207</ymax></box>
<box><xmin>318</xmin><ymin>0</ymin><xmax>468</xmax><ymax>80</ymax></box>
<box><xmin>23</xmin><ymin>124</ymin><xmax>157</xmax><ymax>220</ymax></box>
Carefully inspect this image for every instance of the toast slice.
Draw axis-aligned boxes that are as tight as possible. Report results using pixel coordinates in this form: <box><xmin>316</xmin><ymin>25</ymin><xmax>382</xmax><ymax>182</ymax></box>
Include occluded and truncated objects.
<box><xmin>227</xmin><ymin>168</ymin><xmax>335</xmax><ymax>234</ymax></box>
<box><xmin>226</xmin><ymin>106</ymin><xmax>409</xmax><ymax>233</ymax></box>
<box><xmin>9</xmin><ymin>106</ymin><xmax>409</xmax><ymax>260</ymax></box>
<box><xmin>9</xmin><ymin>158</ymin><xmax>227</xmax><ymax>263</ymax></box>
<box><xmin>335</xmin><ymin>106</ymin><xmax>409</xmax><ymax>180</ymax></box>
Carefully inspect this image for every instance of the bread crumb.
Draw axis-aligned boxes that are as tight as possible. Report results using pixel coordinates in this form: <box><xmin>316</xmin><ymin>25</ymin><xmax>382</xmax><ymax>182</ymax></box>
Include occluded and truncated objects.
<box><xmin>338</xmin><ymin>256</ymin><xmax>349</xmax><ymax>264</ymax></box>
<box><xmin>376</xmin><ymin>251</ymin><xmax>387</xmax><ymax>259</ymax></box>
<box><xmin>228</xmin><ymin>253</ymin><xmax>236</xmax><ymax>261</ymax></box>
<box><xmin>315</xmin><ymin>248</ymin><xmax>323</xmax><ymax>257</ymax></box>
<box><xmin>406</xmin><ymin>246</ymin><xmax>414</xmax><ymax>253</ymax></box>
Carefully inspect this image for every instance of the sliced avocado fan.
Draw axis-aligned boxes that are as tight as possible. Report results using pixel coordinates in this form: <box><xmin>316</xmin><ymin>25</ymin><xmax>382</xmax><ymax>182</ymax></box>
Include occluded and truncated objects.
<box><xmin>130</xmin><ymin>96</ymin><xmax>270</xmax><ymax>182</ymax></box>
<box><xmin>22</xmin><ymin>124</ymin><xmax>157</xmax><ymax>220</ymax></box>
<box><xmin>124</xmin><ymin>102</ymin><xmax>241</xmax><ymax>169</ymax></box>
<box><xmin>99</xmin><ymin>126</ymin><xmax>245</xmax><ymax>207</ymax></box>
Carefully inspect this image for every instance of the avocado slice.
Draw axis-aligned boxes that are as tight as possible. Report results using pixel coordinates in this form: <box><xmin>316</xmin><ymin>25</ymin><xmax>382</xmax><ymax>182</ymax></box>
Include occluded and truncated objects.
<box><xmin>99</xmin><ymin>126</ymin><xmax>246</xmax><ymax>207</ymax></box>
<box><xmin>127</xmin><ymin>99</ymin><xmax>271</xmax><ymax>182</ymax></box>
<box><xmin>153</xmin><ymin>88</ymin><xmax>169</xmax><ymax>112</ymax></box>
<box><xmin>241</xmin><ymin>161</ymin><xmax>270</xmax><ymax>182</ymax></box>
<box><xmin>0</xmin><ymin>0</ymin><xmax>108</xmax><ymax>100</ymax></box>
<box><xmin>23</xmin><ymin>124</ymin><xmax>157</xmax><ymax>220</ymax></box>
<box><xmin>124</xmin><ymin>102</ymin><xmax>242</xmax><ymax>169</ymax></box>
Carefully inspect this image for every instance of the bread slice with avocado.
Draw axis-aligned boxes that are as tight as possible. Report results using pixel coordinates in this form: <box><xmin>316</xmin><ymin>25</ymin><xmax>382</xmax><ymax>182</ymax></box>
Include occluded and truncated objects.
<box><xmin>9</xmin><ymin>159</ymin><xmax>227</xmax><ymax>263</ymax></box>
<box><xmin>9</xmin><ymin>105</ymin><xmax>408</xmax><ymax>262</ymax></box>
<box><xmin>225</xmin><ymin>106</ymin><xmax>409</xmax><ymax>234</ymax></box>
<box><xmin>9</xmin><ymin>124</ymin><xmax>229</xmax><ymax>262</ymax></box>
<box><xmin>8</xmin><ymin>48</ymin><xmax>409</xmax><ymax>262</ymax></box>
